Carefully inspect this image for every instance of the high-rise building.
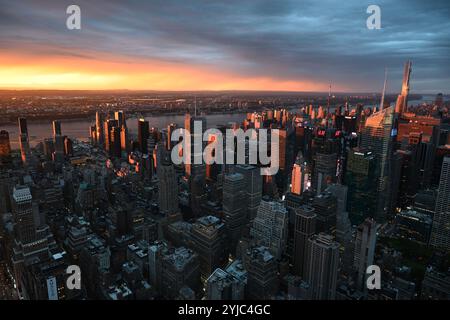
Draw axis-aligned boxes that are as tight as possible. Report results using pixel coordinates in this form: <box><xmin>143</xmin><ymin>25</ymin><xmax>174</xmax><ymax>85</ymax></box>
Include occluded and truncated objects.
<box><xmin>206</xmin><ymin>260</ymin><xmax>247</xmax><ymax>300</ymax></box>
<box><xmin>314</xmin><ymin>152</ymin><xmax>338</xmax><ymax>194</ymax></box>
<box><xmin>148</xmin><ymin>241</ymin><xmax>169</xmax><ymax>293</ymax></box>
<box><xmin>222</xmin><ymin>173</ymin><xmax>247</xmax><ymax>255</ymax></box>
<box><xmin>312</xmin><ymin>191</ymin><xmax>337</xmax><ymax>233</ymax></box>
<box><xmin>18</xmin><ymin>117</ymin><xmax>31</xmax><ymax>165</ymax></box>
<box><xmin>304</xmin><ymin>233</ymin><xmax>339</xmax><ymax>300</ymax></box>
<box><xmin>244</xmin><ymin>246</ymin><xmax>278</xmax><ymax>300</ymax></box>
<box><xmin>138</xmin><ymin>118</ymin><xmax>149</xmax><ymax>154</ymax></box>
<box><xmin>95</xmin><ymin>111</ymin><xmax>104</xmax><ymax>147</ymax></box>
<box><xmin>191</xmin><ymin>215</ymin><xmax>227</xmax><ymax>280</ymax></box>
<box><xmin>120</xmin><ymin>125</ymin><xmax>129</xmax><ymax>155</ymax></box>
<box><xmin>52</xmin><ymin>120</ymin><xmax>61</xmax><ymax>137</ymax></box>
<box><xmin>184</xmin><ymin>114</ymin><xmax>206</xmax><ymax>177</ymax></box>
<box><xmin>110</xmin><ymin>126</ymin><xmax>122</xmax><ymax>158</ymax></box>
<box><xmin>104</xmin><ymin>119</ymin><xmax>118</xmax><ymax>156</ymax></box>
<box><xmin>0</xmin><ymin>130</ymin><xmax>11</xmax><ymax>165</ymax></box>
<box><xmin>290</xmin><ymin>152</ymin><xmax>309</xmax><ymax>195</ymax></box>
<box><xmin>430</xmin><ymin>157</ymin><xmax>450</xmax><ymax>250</ymax></box>
<box><xmin>64</xmin><ymin>137</ymin><xmax>73</xmax><ymax>156</ymax></box>
<box><xmin>19</xmin><ymin>117</ymin><xmax>28</xmax><ymax>136</ymax></box>
<box><xmin>167</xmin><ymin>123</ymin><xmax>178</xmax><ymax>150</ymax></box>
<box><xmin>359</xmin><ymin>106</ymin><xmax>395</xmax><ymax>223</ymax></box>
<box><xmin>11</xmin><ymin>186</ymin><xmax>56</xmax><ymax>297</ymax></box>
<box><xmin>293</xmin><ymin>205</ymin><xmax>316</xmax><ymax>277</ymax></box>
<box><xmin>114</xmin><ymin>110</ymin><xmax>126</xmax><ymax>128</ymax></box>
<box><xmin>161</xmin><ymin>247</ymin><xmax>201</xmax><ymax>299</ymax></box>
<box><xmin>354</xmin><ymin>218</ymin><xmax>378</xmax><ymax>292</ymax></box>
<box><xmin>250</xmin><ymin>199</ymin><xmax>288</xmax><ymax>259</ymax></box>
<box><xmin>235</xmin><ymin>165</ymin><xmax>262</xmax><ymax>220</ymax></box>
<box><xmin>157</xmin><ymin>161</ymin><xmax>179</xmax><ymax>216</ymax></box>
<box><xmin>395</xmin><ymin>61</ymin><xmax>412</xmax><ymax>115</ymax></box>
<box><xmin>346</xmin><ymin>148</ymin><xmax>379</xmax><ymax>224</ymax></box>
<box><xmin>327</xmin><ymin>184</ymin><xmax>351</xmax><ymax>245</ymax></box>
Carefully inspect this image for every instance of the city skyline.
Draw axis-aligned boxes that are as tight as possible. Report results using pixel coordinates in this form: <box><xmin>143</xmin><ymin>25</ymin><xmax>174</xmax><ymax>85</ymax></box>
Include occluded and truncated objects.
<box><xmin>0</xmin><ymin>0</ymin><xmax>449</xmax><ymax>92</ymax></box>
<box><xmin>1</xmin><ymin>0</ymin><xmax>450</xmax><ymax>306</ymax></box>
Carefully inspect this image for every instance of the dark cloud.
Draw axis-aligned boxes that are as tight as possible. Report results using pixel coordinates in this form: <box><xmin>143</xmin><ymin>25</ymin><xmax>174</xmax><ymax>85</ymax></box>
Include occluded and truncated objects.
<box><xmin>0</xmin><ymin>0</ymin><xmax>448</xmax><ymax>92</ymax></box>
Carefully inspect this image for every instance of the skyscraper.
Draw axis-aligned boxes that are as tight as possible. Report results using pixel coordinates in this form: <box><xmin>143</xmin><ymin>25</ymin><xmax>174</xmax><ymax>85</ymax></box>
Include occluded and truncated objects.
<box><xmin>293</xmin><ymin>205</ymin><xmax>316</xmax><ymax>277</ymax></box>
<box><xmin>345</xmin><ymin>148</ymin><xmax>378</xmax><ymax>224</ymax></box>
<box><xmin>18</xmin><ymin>117</ymin><xmax>31</xmax><ymax>165</ymax></box>
<box><xmin>110</xmin><ymin>126</ymin><xmax>122</xmax><ymax>158</ymax></box>
<box><xmin>138</xmin><ymin>118</ymin><xmax>150</xmax><ymax>154</ymax></box>
<box><xmin>11</xmin><ymin>186</ymin><xmax>56</xmax><ymax>297</ymax></box>
<box><xmin>104</xmin><ymin>119</ymin><xmax>118</xmax><ymax>156</ymax></box>
<box><xmin>114</xmin><ymin>110</ymin><xmax>126</xmax><ymax>128</ymax></box>
<box><xmin>430</xmin><ymin>157</ymin><xmax>450</xmax><ymax>251</ymax></box>
<box><xmin>250</xmin><ymin>199</ymin><xmax>288</xmax><ymax>259</ymax></box>
<box><xmin>244</xmin><ymin>246</ymin><xmax>278</xmax><ymax>300</ymax></box>
<box><xmin>52</xmin><ymin>121</ymin><xmax>64</xmax><ymax>162</ymax></box>
<box><xmin>161</xmin><ymin>247</ymin><xmax>201</xmax><ymax>299</ymax></box>
<box><xmin>354</xmin><ymin>218</ymin><xmax>378</xmax><ymax>292</ymax></box>
<box><xmin>95</xmin><ymin>111</ymin><xmax>104</xmax><ymax>147</ymax></box>
<box><xmin>120</xmin><ymin>125</ymin><xmax>129</xmax><ymax>155</ymax></box>
<box><xmin>52</xmin><ymin>120</ymin><xmax>62</xmax><ymax>137</ymax></box>
<box><xmin>184</xmin><ymin>114</ymin><xmax>206</xmax><ymax>177</ymax></box>
<box><xmin>157</xmin><ymin>160</ymin><xmax>179</xmax><ymax>216</ymax></box>
<box><xmin>327</xmin><ymin>183</ymin><xmax>351</xmax><ymax>245</ymax></box>
<box><xmin>290</xmin><ymin>152</ymin><xmax>309</xmax><ymax>196</ymax></box>
<box><xmin>304</xmin><ymin>233</ymin><xmax>339</xmax><ymax>300</ymax></box>
<box><xmin>235</xmin><ymin>164</ymin><xmax>262</xmax><ymax>220</ymax></box>
<box><xmin>191</xmin><ymin>216</ymin><xmax>227</xmax><ymax>280</ymax></box>
<box><xmin>206</xmin><ymin>260</ymin><xmax>247</xmax><ymax>300</ymax></box>
<box><xmin>222</xmin><ymin>173</ymin><xmax>247</xmax><ymax>255</ymax></box>
<box><xmin>395</xmin><ymin>61</ymin><xmax>412</xmax><ymax>115</ymax></box>
<box><xmin>359</xmin><ymin>106</ymin><xmax>395</xmax><ymax>223</ymax></box>
<box><xmin>167</xmin><ymin>123</ymin><xmax>177</xmax><ymax>151</ymax></box>
<box><xmin>0</xmin><ymin>130</ymin><xmax>11</xmax><ymax>165</ymax></box>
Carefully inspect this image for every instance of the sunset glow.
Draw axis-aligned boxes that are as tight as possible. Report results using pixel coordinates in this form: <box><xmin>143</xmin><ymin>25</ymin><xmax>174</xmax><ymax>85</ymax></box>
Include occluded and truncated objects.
<box><xmin>0</xmin><ymin>51</ymin><xmax>330</xmax><ymax>91</ymax></box>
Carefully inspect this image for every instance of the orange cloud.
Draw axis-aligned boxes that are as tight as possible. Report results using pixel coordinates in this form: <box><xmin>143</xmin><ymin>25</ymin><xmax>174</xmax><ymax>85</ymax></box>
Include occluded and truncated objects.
<box><xmin>0</xmin><ymin>50</ymin><xmax>336</xmax><ymax>91</ymax></box>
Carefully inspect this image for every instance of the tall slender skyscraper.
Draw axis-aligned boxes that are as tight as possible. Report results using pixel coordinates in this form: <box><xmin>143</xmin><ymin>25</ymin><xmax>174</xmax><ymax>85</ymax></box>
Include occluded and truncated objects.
<box><xmin>430</xmin><ymin>157</ymin><xmax>450</xmax><ymax>250</ymax></box>
<box><xmin>104</xmin><ymin>119</ymin><xmax>118</xmax><ymax>156</ymax></box>
<box><xmin>222</xmin><ymin>173</ymin><xmax>247</xmax><ymax>255</ymax></box>
<box><xmin>293</xmin><ymin>205</ymin><xmax>316</xmax><ymax>277</ymax></box>
<box><xmin>52</xmin><ymin>120</ymin><xmax>64</xmax><ymax>161</ymax></box>
<box><xmin>157</xmin><ymin>160</ymin><xmax>179</xmax><ymax>216</ymax></box>
<box><xmin>52</xmin><ymin>120</ymin><xmax>62</xmax><ymax>137</ymax></box>
<box><xmin>304</xmin><ymin>233</ymin><xmax>339</xmax><ymax>300</ymax></box>
<box><xmin>18</xmin><ymin>117</ymin><xmax>31</xmax><ymax>165</ymax></box>
<box><xmin>138</xmin><ymin>118</ymin><xmax>150</xmax><ymax>154</ymax></box>
<box><xmin>395</xmin><ymin>61</ymin><xmax>412</xmax><ymax>115</ymax></box>
<box><xmin>359</xmin><ymin>106</ymin><xmax>395</xmax><ymax>223</ymax></box>
<box><xmin>354</xmin><ymin>218</ymin><xmax>378</xmax><ymax>293</ymax></box>
<box><xmin>95</xmin><ymin>111</ymin><xmax>104</xmax><ymax>147</ymax></box>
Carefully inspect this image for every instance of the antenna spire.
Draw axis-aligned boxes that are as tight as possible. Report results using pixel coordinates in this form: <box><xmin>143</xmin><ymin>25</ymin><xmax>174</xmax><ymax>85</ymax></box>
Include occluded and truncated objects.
<box><xmin>380</xmin><ymin>68</ymin><xmax>388</xmax><ymax>110</ymax></box>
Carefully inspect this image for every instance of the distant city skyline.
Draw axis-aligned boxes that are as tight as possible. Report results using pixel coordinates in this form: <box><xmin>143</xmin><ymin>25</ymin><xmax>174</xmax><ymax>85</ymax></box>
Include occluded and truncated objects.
<box><xmin>0</xmin><ymin>0</ymin><xmax>449</xmax><ymax>92</ymax></box>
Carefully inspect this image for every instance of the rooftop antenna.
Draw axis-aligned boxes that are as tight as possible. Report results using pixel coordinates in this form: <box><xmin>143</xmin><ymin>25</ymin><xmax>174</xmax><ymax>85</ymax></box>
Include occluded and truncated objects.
<box><xmin>380</xmin><ymin>68</ymin><xmax>388</xmax><ymax>110</ymax></box>
<box><xmin>326</xmin><ymin>83</ymin><xmax>331</xmax><ymax>127</ymax></box>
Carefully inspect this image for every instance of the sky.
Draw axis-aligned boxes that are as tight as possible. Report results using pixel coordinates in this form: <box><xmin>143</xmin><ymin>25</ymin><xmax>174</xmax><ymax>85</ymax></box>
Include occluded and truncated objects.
<box><xmin>0</xmin><ymin>0</ymin><xmax>449</xmax><ymax>93</ymax></box>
